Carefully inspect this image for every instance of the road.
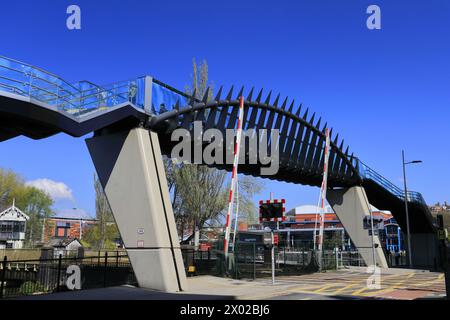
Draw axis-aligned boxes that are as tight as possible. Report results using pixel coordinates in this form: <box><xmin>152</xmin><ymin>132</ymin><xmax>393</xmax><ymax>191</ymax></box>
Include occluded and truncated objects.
<box><xmin>15</xmin><ymin>267</ymin><xmax>446</xmax><ymax>300</ymax></box>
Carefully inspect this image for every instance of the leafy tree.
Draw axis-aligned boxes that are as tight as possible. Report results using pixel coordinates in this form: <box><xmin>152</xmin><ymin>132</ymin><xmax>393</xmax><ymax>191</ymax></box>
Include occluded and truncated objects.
<box><xmin>0</xmin><ymin>168</ymin><xmax>53</xmax><ymax>246</ymax></box>
<box><xmin>81</xmin><ymin>223</ymin><xmax>119</xmax><ymax>250</ymax></box>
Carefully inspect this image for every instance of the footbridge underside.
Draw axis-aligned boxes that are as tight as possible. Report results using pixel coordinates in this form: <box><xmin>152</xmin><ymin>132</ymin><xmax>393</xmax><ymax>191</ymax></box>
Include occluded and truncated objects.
<box><xmin>0</xmin><ymin>56</ymin><xmax>440</xmax><ymax>291</ymax></box>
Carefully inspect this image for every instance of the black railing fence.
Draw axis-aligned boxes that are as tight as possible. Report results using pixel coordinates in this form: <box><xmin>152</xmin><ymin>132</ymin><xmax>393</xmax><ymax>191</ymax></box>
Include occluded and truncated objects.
<box><xmin>0</xmin><ymin>252</ymin><xmax>137</xmax><ymax>299</ymax></box>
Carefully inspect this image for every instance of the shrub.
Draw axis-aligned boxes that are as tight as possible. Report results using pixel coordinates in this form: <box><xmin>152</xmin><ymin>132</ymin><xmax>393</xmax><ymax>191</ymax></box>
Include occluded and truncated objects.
<box><xmin>20</xmin><ymin>281</ymin><xmax>46</xmax><ymax>295</ymax></box>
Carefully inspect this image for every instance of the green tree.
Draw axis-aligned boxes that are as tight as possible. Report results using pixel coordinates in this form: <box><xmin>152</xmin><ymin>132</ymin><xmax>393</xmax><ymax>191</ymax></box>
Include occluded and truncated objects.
<box><xmin>81</xmin><ymin>223</ymin><xmax>119</xmax><ymax>250</ymax></box>
<box><xmin>0</xmin><ymin>168</ymin><xmax>54</xmax><ymax>246</ymax></box>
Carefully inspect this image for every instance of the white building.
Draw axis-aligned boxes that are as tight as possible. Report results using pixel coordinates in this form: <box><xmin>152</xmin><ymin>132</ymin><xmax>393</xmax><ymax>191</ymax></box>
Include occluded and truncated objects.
<box><xmin>0</xmin><ymin>200</ymin><xmax>29</xmax><ymax>249</ymax></box>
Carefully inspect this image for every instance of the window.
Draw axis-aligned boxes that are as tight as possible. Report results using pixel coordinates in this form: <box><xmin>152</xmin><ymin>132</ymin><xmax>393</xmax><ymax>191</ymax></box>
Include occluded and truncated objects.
<box><xmin>13</xmin><ymin>222</ymin><xmax>25</xmax><ymax>233</ymax></box>
<box><xmin>55</xmin><ymin>221</ymin><xmax>71</xmax><ymax>238</ymax></box>
<box><xmin>0</xmin><ymin>222</ymin><xmax>13</xmax><ymax>233</ymax></box>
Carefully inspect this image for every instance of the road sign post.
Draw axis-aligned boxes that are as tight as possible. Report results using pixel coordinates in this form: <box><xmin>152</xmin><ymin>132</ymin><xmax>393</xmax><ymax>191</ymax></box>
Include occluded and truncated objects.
<box><xmin>259</xmin><ymin>196</ymin><xmax>285</xmax><ymax>285</ymax></box>
<box><xmin>271</xmin><ymin>230</ymin><xmax>275</xmax><ymax>285</ymax></box>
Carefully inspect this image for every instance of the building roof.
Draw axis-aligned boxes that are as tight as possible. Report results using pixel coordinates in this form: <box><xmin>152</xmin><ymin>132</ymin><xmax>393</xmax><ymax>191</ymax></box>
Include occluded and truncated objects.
<box><xmin>46</xmin><ymin>238</ymin><xmax>82</xmax><ymax>248</ymax></box>
<box><xmin>0</xmin><ymin>199</ymin><xmax>29</xmax><ymax>221</ymax></box>
<box><xmin>287</xmin><ymin>204</ymin><xmax>392</xmax><ymax>216</ymax></box>
<box><xmin>48</xmin><ymin>216</ymin><xmax>98</xmax><ymax>222</ymax></box>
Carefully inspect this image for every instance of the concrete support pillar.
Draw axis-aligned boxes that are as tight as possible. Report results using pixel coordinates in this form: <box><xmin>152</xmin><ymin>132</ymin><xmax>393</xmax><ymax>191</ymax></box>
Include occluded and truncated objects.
<box><xmin>86</xmin><ymin>128</ymin><xmax>187</xmax><ymax>292</ymax></box>
<box><xmin>327</xmin><ymin>186</ymin><xmax>388</xmax><ymax>268</ymax></box>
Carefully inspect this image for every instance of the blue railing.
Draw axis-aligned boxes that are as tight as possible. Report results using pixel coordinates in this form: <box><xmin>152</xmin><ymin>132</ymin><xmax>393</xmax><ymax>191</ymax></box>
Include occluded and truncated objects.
<box><xmin>0</xmin><ymin>56</ymin><xmax>191</xmax><ymax>117</ymax></box>
<box><xmin>0</xmin><ymin>56</ymin><xmax>148</xmax><ymax>116</ymax></box>
<box><xmin>354</xmin><ymin>158</ymin><xmax>426</xmax><ymax>205</ymax></box>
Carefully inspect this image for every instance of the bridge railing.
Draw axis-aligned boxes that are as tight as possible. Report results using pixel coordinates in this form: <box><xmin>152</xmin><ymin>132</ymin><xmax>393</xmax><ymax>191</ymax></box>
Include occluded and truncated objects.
<box><xmin>0</xmin><ymin>56</ymin><xmax>151</xmax><ymax>116</ymax></box>
<box><xmin>0</xmin><ymin>55</ymin><xmax>194</xmax><ymax>118</ymax></box>
<box><xmin>353</xmin><ymin>158</ymin><xmax>426</xmax><ymax>205</ymax></box>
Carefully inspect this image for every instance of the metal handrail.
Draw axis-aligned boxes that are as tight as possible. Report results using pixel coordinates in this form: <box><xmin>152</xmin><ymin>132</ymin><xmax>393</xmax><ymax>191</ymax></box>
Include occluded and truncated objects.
<box><xmin>0</xmin><ymin>56</ymin><xmax>147</xmax><ymax>115</ymax></box>
<box><xmin>354</xmin><ymin>158</ymin><xmax>426</xmax><ymax>205</ymax></box>
<box><xmin>0</xmin><ymin>55</ymin><xmax>80</xmax><ymax>93</ymax></box>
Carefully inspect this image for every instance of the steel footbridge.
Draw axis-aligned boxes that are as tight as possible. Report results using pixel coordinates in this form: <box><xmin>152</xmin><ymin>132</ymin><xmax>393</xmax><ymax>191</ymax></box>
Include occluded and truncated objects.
<box><xmin>0</xmin><ymin>56</ymin><xmax>437</xmax><ymax>269</ymax></box>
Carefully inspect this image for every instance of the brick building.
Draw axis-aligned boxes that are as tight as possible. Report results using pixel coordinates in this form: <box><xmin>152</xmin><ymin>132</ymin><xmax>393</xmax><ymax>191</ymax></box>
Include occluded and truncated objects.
<box><xmin>42</xmin><ymin>216</ymin><xmax>98</xmax><ymax>243</ymax></box>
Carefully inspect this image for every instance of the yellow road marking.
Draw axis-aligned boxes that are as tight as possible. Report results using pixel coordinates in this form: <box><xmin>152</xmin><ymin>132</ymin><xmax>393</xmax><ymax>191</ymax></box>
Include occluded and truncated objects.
<box><xmin>332</xmin><ymin>283</ymin><xmax>359</xmax><ymax>295</ymax></box>
<box><xmin>313</xmin><ymin>284</ymin><xmax>340</xmax><ymax>293</ymax></box>
<box><xmin>358</xmin><ymin>273</ymin><xmax>416</xmax><ymax>296</ymax></box>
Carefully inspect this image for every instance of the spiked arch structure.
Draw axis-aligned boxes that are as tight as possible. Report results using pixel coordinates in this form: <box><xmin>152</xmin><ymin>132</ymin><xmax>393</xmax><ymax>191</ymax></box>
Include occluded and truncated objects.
<box><xmin>148</xmin><ymin>86</ymin><xmax>360</xmax><ymax>189</ymax></box>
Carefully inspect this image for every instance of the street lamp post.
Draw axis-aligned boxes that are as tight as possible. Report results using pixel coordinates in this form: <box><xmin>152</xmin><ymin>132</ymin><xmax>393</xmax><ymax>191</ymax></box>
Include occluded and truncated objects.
<box><xmin>402</xmin><ymin>150</ymin><xmax>422</xmax><ymax>268</ymax></box>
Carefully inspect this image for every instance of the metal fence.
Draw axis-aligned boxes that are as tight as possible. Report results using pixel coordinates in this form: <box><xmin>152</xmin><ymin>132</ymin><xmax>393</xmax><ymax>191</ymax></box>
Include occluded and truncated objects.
<box><xmin>181</xmin><ymin>241</ymin><xmax>369</xmax><ymax>280</ymax></box>
<box><xmin>0</xmin><ymin>252</ymin><xmax>137</xmax><ymax>299</ymax></box>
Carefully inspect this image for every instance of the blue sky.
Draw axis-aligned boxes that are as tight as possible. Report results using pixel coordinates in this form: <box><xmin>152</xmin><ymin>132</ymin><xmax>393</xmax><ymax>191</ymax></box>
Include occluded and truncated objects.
<box><xmin>0</xmin><ymin>0</ymin><xmax>449</xmax><ymax>218</ymax></box>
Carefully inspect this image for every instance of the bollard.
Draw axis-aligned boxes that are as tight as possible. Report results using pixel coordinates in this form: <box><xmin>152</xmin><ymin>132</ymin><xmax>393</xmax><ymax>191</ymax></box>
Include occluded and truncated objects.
<box><xmin>253</xmin><ymin>243</ymin><xmax>256</xmax><ymax>280</ymax></box>
<box><xmin>0</xmin><ymin>256</ymin><xmax>7</xmax><ymax>299</ymax></box>
<box><xmin>56</xmin><ymin>254</ymin><xmax>62</xmax><ymax>292</ymax></box>
<box><xmin>103</xmin><ymin>251</ymin><xmax>108</xmax><ymax>287</ymax></box>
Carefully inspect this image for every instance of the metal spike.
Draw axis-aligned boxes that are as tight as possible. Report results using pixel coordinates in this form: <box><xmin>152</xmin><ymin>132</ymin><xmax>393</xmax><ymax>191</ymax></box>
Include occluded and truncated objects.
<box><xmin>246</xmin><ymin>87</ymin><xmax>254</xmax><ymax>101</ymax></box>
<box><xmin>175</xmin><ymin>99</ymin><xmax>180</xmax><ymax>111</ymax></box>
<box><xmin>339</xmin><ymin>140</ymin><xmax>344</xmax><ymax>151</ymax></box>
<box><xmin>329</xmin><ymin>128</ymin><xmax>333</xmax><ymax>140</ymax></box>
<box><xmin>237</xmin><ymin>86</ymin><xmax>244</xmax><ymax>99</ymax></box>
<box><xmin>302</xmin><ymin>108</ymin><xmax>309</xmax><ymax>120</ymax></box>
<box><xmin>309</xmin><ymin>112</ymin><xmax>316</xmax><ymax>124</ymax></box>
<box><xmin>273</xmin><ymin>94</ymin><xmax>281</xmax><ymax>107</ymax></box>
<box><xmin>264</xmin><ymin>91</ymin><xmax>272</xmax><ymax>104</ymax></box>
<box><xmin>190</xmin><ymin>89</ymin><xmax>197</xmax><ymax>103</ymax></box>
<box><xmin>344</xmin><ymin>146</ymin><xmax>349</xmax><ymax>155</ymax></box>
<box><xmin>279</xmin><ymin>96</ymin><xmax>287</xmax><ymax>109</ymax></box>
<box><xmin>295</xmin><ymin>103</ymin><xmax>302</xmax><ymax>116</ymax></box>
<box><xmin>256</xmin><ymin>89</ymin><xmax>264</xmax><ymax>103</ymax></box>
<box><xmin>322</xmin><ymin>122</ymin><xmax>328</xmax><ymax>132</ymax></box>
<box><xmin>214</xmin><ymin>86</ymin><xmax>223</xmax><ymax>101</ymax></box>
<box><xmin>288</xmin><ymin>100</ymin><xmax>295</xmax><ymax>113</ymax></box>
<box><xmin>333</xmin><ymin>133</ymin><xmax>339</xmax><ymax>144</ymax></box>
<box><xmin>315</xmin><ymin>117</ymin><xmax>322</xmax><ymax>129</ymax></box>
<box><xmin>226</xmin><ymin>86</ymin><xmax>234</xmax><ymax>101</ymax></box>
<box><xmin>202</xmin><ymin>87</ymin><xmax>210</xmax><ymax>103</ymax></box>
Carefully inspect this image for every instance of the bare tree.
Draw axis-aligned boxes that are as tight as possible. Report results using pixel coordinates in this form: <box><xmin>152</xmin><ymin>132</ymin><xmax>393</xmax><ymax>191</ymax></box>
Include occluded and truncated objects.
<box><xmin>165</xmin><ymin>58</ymin><xmax>265</xmax><ymax>242</ymax></box>
<box><xmin>175</xmin><ymin>164</ymin><xmax>227</xmax><ymax>242</ymax></box>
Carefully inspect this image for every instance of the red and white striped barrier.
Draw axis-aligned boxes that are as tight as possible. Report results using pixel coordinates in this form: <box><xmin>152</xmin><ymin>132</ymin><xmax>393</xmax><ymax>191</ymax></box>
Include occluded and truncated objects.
<box><xmin>224</xmin><ymin>96</ymin><xmax>245</xmax><ymax>260</ymax></box>
<box><xmin>317</xmin><ymin>128</ymin><xmax>331</xmax><ymax>251</ymax></box>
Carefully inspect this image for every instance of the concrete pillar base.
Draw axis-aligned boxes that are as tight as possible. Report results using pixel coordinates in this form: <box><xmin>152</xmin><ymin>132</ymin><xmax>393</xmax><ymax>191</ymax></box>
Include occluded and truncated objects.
<box><xmin>327</xmin><ymin>186</ymin><xmax>388</xmax><ymax>268</ymax></box>
<box><xmin>86</xmin><ymin>128</ymin><xmax>187</xmax><ymax>292</ymax></box>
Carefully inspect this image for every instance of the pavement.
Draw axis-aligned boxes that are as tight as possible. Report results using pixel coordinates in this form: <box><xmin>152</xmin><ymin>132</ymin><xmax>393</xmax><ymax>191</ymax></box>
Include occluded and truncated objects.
<box><xmin>15</xmin><ymin>267</ymin><xmax>447</xmax><ymax>300</ymax></box>
<box><xmin>181</xmin><ymin>267</ymin><xmax>446</xmax><ymax>300</ymax></box>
